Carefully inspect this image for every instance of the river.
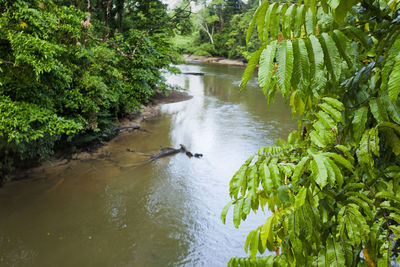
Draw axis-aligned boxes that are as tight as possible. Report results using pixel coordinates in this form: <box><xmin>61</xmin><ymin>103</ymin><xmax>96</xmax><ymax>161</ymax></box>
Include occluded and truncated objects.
<box><xmin>0</xmin><ymin>63</ymin><xmax>295</xmax><ymax>266</ymax></box>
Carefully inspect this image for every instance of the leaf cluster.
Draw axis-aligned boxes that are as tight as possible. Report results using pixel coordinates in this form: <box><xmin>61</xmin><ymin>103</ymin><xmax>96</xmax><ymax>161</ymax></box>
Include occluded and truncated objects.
<box><xmin>223</xmin><ymin>0</ymin><xmax>400</xmax><ymax>265</ymax></box>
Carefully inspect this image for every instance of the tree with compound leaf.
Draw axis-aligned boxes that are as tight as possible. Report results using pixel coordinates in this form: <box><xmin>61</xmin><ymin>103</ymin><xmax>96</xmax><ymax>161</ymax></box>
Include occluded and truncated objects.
<box><xmin>222</xmin><ymin>0</ymin><xmax>400</xmax><ymax>266</ymax></box>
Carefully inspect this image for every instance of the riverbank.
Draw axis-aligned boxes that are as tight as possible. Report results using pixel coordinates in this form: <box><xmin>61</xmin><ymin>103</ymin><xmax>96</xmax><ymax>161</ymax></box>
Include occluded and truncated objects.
<box><xmin>9</xmin><ymin>90</ymin><xmax>192</xmax><ymax>183</ymax></box>
<box><xmin>183</xmin><ymin>54</ymin><xmax>246</xmax><ymax>66</ymax></box>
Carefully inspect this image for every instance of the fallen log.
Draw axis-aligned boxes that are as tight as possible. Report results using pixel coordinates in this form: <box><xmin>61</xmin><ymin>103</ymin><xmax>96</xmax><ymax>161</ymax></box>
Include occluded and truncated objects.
<box><xmin>182</xmin><ymin>72</ymin><xmax>205</xmax><ymax>76</ymax></box>
<box><xmin>147</xmin><ymin>144</ymin><xmax>202</xmax><ymax>162</ymax></box>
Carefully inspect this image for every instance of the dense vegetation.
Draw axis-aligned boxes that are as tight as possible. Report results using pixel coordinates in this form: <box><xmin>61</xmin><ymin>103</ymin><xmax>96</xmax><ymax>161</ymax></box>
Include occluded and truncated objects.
<box><xmin>174</xmin><ymin>0</ymin><xmax>260</xmax><ymax>60</ymax></box>
<box><xmin>0</xmin><ymin>0</ymin><xmax>190</xmax><ymax>184</ymax></box>
<box><xmin>221</xmin><ymin>0</ymin><xmax>400</xmax><ymax>266</ymax></box>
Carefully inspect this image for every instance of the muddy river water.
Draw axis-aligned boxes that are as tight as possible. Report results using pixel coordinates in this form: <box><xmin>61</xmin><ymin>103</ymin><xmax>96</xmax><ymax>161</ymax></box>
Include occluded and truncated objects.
<box><xmin>0</xmin><ymin>63</ymin><xmax>295</xmax><ymax>266</ymax></box>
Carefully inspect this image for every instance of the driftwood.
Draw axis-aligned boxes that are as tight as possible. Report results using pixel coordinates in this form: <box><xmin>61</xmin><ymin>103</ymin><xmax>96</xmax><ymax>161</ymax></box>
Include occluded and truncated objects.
<box><xmin>182</xmin><ymin>72</ymin><xmax>205</xmax><ymax>76</ymax></box>
<box><xmin>148</xmin><ymin>144</ymin><xmax>202</xmax><ymax>162</ymax></box>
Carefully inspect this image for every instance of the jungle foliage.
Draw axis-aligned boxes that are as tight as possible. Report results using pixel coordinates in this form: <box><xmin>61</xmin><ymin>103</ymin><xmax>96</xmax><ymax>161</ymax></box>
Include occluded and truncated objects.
<box><xmin>0</xmin><ymin>0</ymin><xmax>189</xmax><ymax>183</ymax></box>
<box><xmin>174</xmin><ymin>0</ymin><xmax>261</xmax><ymax>60</ymax></box>
<box><xmin>222</xmin><ymin>0</ymin><xmax>400</xmax><ymax>266</ymax></box>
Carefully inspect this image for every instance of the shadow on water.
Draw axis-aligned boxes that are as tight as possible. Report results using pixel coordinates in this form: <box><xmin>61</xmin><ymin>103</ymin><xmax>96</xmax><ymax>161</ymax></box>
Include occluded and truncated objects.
<box><xmin>0</xmin><ymin>63</ymin><xmax>295</xmax><ymax>266</ymax></box>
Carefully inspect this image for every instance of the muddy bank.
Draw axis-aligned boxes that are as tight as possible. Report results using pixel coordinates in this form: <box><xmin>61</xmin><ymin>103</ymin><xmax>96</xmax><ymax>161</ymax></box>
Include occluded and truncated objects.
<box><xmin>9</xmin><ymin>90</ymin><xmax>192</xmax><ymax>182</ymax></box>
<box><xmin>183</xmin><ymin>54</ymin><xmax>246</xmax><ymax>66</ymax></box>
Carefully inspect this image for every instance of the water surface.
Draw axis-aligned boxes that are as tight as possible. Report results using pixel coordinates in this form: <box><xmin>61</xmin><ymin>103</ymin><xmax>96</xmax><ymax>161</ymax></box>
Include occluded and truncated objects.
<box><xmin>0</xmin><ymin>63</ymin><xmax>295</xmax><ymax>266</ymax></box>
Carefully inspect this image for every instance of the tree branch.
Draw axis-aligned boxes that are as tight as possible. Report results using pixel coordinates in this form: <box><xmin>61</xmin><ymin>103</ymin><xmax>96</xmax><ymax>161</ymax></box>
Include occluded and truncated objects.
<box><xmin>0</xmin><ymin>59</ymin><xmax>23</xmax><ymax>68</ymax></box>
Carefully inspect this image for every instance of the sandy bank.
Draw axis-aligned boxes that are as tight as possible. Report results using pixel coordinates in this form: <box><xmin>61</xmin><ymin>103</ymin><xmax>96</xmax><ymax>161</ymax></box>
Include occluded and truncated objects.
<box><xmin>183</xmin><ymin>54</ymin><xmax>246</xmax><ymax>66</ymax></box>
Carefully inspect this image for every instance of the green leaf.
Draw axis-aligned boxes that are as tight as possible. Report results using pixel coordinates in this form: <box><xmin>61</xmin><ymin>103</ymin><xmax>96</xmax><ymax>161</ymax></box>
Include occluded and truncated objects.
<box><xmin>310</xmin><ymin>130</ymin><xmax>327</xmax><ymax>148</ymax></box>
<box><xmin>270</xmin><ymin>4</ymin><xmax>282</xmax><ymax>39</ymax></box>
<box><xmin>327</xmin><ymin>0</ymin><xmax>340</xmax><ymax>9</ymax></box>
<box><xmin>258</xmin><ymin>41</ymin><xmax>277</xmax><ymax>94</ymax></box>
<box><xmin>324</xmin><ymin>152</ymin><xmax>354</xmax><ymax>172</ymax></box>
<box><xmin>230</xmin><ymin>164</ymin><xmax>247</xmax><ymax>199</ymax></box>
<box><xmin>295</xmin><ymin>187</ymin><xmax>307</xmax><ymax>210</ymax></box>
<box><xmin>276</xmin><ymin>40</ymin><xmax>294</xmax><ymax>97</ymax></box>
<box><xmin>332</xmin><ymin>30</ymin><xmax>353</xmax><ymax>68</ymax></box>
<box><xmin>352</xmin><ymin>106</ymin><xmax>369</xmax><ymax>142</ymax></box>
<box><xmin>221</xmin><ymin>200</ymin><xmax>234</xmax><ymax>224</ymax></box>
<box><xmin>240</xmin><ymin>46</ymin><xmax>265</xmax><ymax>90</ymax></box>
<box><xmin>263</xmin><ymin>3</ymin><xmax>278</xmax><ymax>40</ymax></box>
<box><xmin>243</xmin><ymin>196</ymin><xmax>252</xmax><ymax>215</ymax></box>
<box><xmin>233</xmin><ymin>198</ymin><xmax>244</xmax><ymax>228</ymax></box>
<box><xmin>249</xmin><ymin>230</ymin><xmax>259</xmax><ymax>260</ymax></box>
<box><xmin>377</xmin><ymin>121</ymin><xmax>400</xmax><ymax>135</ymax></box>
<box><xmin>259</xmin><ymin>162</ymin><xmax>273</xmax><ymax>194</ymax></box>
<box><xmin>244</xmin><ymin>230</ymin><xmax>255</xmax><ymax>253</ymax></box>
<box><xmin>326</xmin><ymin>157</ymin><xmax>344</xmax><ymax>188</ymax></box>
<box><xmin>319</xmin><ymin>102</ymin><xmax>342</xmax><ymax>122</ymax></box>
<box><xmin>260</xmin><ymin>215</ymin><xmax>274</xmax><ymax>248</ymax></box>
<box><xmin>320</xmin><ymin>33</ymin><xmax>341</xmax><ymax>82</ymax></box>
<box><xmin>269</xmin><ymin>162</ymin><xmax>281</xmax><ymax>188</ymax></box>
<box><xmin>388</xmin><ymin>54</ymin><xmax>400</xmax><ymax>101</ymax></box>
<box><xmin>248</xmin><ymin>165</ymin><xmax>258</xmax><ymax>199</ymax></box>
<box><xmin>326</xmin><ymin>237</ymin><xmax>345</xmax><ymax>267</ymax></box>
<box><xmin>247</xmin><ymin>1</ymin><xmax>269</xmax><ymax>44</ymax></box>
<box><xmin>277</xmin><ymin>185</ymin><xmax>291</xmax><ymax>206</ymax></box>
<box><xmin>369</xmin><ymin>98</ymin><xmax>389</xmax><ymax>123</ymax></box>
<box><xmin>312</xmin><ymin>153</ymin><xmax>328</xmax><ymax>188</ymax></box>
<box><xmin>294</xmin><ymin>5</ymin><xmax>305</xmax><ymax>37</ymax></box>
<box><xmin>381</xmin><ymin>38</ymin><xmax>400</xmax><ymax>92</ymax></box>
<box><xmin>316</xmin><ymin>110</ymin><xmax>336</xmax><ymax>130</ymax></box>
<box><xmin>357</xmin><ymin>128</ymin><xmax>380</xmax><ymax>169</ymax></box>
<box><xmin>292</xmin><ymin>156</ymin><xmax>310</xmax><ymax>186</ymax></box>
<box><xmin>376</xmin><ymin>191</ymin><xmax>400</xmax><ymax>204</ymax></box>
<box><xmin>382</xmin><ymin>95</ymin><xmax>400</xmax><ymax>124</ymax></box>
<box><xmin>305</xmin><ymin>8</ymin><xmax>316</xmax><ymax>35</ymax></box>
<box><xmin>292</xmin><ymin>38</ymin><xmax>310</xmax><ymax>93</ymax></box>
<box><xmin>283</xmin><ymin>4</ymin><xmax>296</xmax><ymax>39</ymax></box>
<box><xmin>380</xmin><ymin>128</ymin><xmax>400</xmax><ymax>156</ymax></box>
<box><xmin>308</xmin><ymin>35</ymin><xmax>327</xmax><ymax>94</ymax></box>
<box><xmin>322</xmin><ymin>97</ymin><xmax>344</xmax><ymax>111</ymax></box>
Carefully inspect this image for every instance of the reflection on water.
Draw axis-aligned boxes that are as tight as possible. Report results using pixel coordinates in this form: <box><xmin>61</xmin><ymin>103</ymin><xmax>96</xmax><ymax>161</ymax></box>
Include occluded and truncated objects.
<box><xmin>0</xmin><ymin>63</ymin><xmax>295</xmax><ymax>266</ymax></box>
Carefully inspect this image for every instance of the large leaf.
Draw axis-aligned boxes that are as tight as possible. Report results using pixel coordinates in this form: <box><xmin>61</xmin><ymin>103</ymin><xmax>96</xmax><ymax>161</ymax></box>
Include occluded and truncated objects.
<box><xmin>276</xmin><ymin>40</ymin><xmax>294</xmax><ymax>96</ymax></box>
<box><xmin>258</xmin><ymin>41</ymin><xmax>277</xmax><ymax>94</ymax></box>
<box><xmin>326</xmin><ymin>237</ymin><xmax>346</xmax><ymax>267</ymax></box>
<box><xmin>294</xmin><ymin>4</ymin><xmax>305</xmax><ymax>38</ymax></box>
<box><xmin>221</xmin><ymin>200</ymin><xmax>234</xmax><ymax>224</ymax></box>
<box><xmin>247</xmin><ymin>1</ymin><xmax>269</xmax><ymax>44</ymax></box>
<box><xmin>369</xmin><ymin>98</ymin><xmax>389</xmax><ymax>123</ymax></box>
<box><xmin>283</xmin><ymin>4</ymin><xmax>296</xmax><ymax>39</ymax></box>
<box><xmin>388</xmin><ymin>53</ymin><xmax>400</xmax><ymax>101</ymax></box>
<box><xmin>352</xmin><ymin>106</ymin><xmax>369</xmax><ymax>142</ymax></box>
<box><xmin>312</xmin><ymin>153</ymin><xmax>328</xmax><ymax>188</ymax></box>
<box><xmin>308</xmin><ymin>35</ymin><xmax>327</xmax><ymax>95</ymax></box>
<box><xmin>320</xmin><ymin>32</ymin><xmax>341</xmax><ymax>82</ymax></box>
<box><xmin>292</xmin><ymin>38</ymin><xmax>310</xmax><ymax>94</ymax></box>
<box><xmin>240</xmin><ymin>46</ymin><xmax>265</xmax><ymax>90</ymax></box>
<box><xmin>263</xmin><ymin>3</ymin><xmax>278</xmax><ymax>40</ymax></box>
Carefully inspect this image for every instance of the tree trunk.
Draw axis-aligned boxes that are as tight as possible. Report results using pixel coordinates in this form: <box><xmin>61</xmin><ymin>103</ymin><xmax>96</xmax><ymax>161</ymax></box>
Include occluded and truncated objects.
<box><xmin>199</xmin><ymin>23</ymin><xmax>214</xmax><ymax>44</ymax></box>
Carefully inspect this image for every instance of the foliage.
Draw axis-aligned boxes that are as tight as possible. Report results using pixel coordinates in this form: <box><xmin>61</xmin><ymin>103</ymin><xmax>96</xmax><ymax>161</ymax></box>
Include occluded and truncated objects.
<box><xmin>174</xmin><ymin>0</ymin><xmax>260</xmax><ymax>60</ymax></box>
<box><xmin>0</xmin><ymin>0</ymin><xmax>186</xmax><ymax>183</ymax></box>
<box><xmin>222</xmin><ymin>0</ymin><xmax>400</xmax><ymax>266</ymax></box>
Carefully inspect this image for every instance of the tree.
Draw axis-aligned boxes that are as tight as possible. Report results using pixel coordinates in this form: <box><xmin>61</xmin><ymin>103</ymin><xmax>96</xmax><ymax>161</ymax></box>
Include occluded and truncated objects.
<box><xmin>222</xmin><ymin>0</ymin><xmax>400</xmax><ymax>265</ymax></box>
<box><xmin>0</xmin><ymin>0</ymin><xmax>188</xmax><ymax>184</ymax></box>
